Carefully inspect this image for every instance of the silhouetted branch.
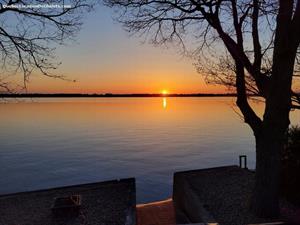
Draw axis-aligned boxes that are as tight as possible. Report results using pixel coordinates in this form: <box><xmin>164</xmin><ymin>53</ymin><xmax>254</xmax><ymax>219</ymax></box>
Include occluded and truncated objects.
<box><xmin>0</xmin><ymin>0</ymin><xmax>96</xmax><ymax>93</ymax></box>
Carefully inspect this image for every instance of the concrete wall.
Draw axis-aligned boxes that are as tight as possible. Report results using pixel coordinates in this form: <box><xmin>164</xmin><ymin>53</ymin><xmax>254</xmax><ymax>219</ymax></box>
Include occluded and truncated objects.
<box><xmin>173</xmin><ymin>171</ymin><xmax>217</xmax><ymax>224</ymax></box>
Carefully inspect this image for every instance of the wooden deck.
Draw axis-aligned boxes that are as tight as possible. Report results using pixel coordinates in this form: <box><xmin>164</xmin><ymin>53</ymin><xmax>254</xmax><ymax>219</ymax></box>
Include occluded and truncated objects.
<box><xmin>136</xmin><ymin>198</ymin><xmax>176</xmax><ymax>225</ymax></box>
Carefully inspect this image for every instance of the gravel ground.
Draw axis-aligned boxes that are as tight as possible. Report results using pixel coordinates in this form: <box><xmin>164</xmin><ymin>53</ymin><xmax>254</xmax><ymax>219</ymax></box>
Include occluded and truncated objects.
<box><xmin>0</xmin><ymin>178</ymin><xmax>136</xmax><ymax>225</ymax></box>
<box><xmin>179</xmin><ymin>166</ymin><xmax>285</xmax><ymax>225</ymax></box>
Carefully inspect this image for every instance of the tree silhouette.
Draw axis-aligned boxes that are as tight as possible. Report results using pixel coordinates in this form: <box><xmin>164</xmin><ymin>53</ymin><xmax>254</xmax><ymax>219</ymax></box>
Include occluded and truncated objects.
<box><xmin>104</xmin><ymin>0</ymin><xmax>300</xmax><ymax>217</ymax></box>
<box><xmin>0</xmin><ymin>0</ymin><xmax>95</xmax><ymax>92</ymax></box>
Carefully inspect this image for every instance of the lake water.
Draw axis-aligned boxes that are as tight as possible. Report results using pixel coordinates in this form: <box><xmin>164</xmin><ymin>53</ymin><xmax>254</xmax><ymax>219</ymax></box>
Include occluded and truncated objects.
<box><xmin>0</xmin><ymin>97</ymin><xmax>299</xmax><ymax>203</ymax></box>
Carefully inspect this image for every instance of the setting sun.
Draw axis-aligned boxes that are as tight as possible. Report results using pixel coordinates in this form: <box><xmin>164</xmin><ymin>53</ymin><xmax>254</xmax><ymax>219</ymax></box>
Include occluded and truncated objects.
<box><xmin>161</xmin><ymin>90</ymin><xmax>168</xmax><ymax>95</ymax></box>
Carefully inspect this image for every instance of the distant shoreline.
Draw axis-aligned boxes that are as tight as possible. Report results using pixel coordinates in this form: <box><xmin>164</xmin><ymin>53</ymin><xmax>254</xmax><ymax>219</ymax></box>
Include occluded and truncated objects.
<box><xmin>1</xmin><ymin>93</ymin><xmax>239</xmax><ymax>98</ymax></box>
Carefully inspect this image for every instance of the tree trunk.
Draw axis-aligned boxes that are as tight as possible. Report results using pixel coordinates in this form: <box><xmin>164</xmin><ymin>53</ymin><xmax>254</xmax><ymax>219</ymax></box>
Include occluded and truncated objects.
<box><xmin>250</xmin><ymin>0</ymin><xmax>298</xmax><ymax>214</ymax></box>
<box><xmin>251</xmin><ymin>54</ymin><xmax>295</xmax><ymax>217</ymax></box>
<box><xmin>251</xmin><ymin>40</ymin><xmax>296</xmax><ymax>218</ymax></box>
<box><xmin>252</xmin><ymin>126</ymin><xmax>283</xmax><ymax>218</ymax></box>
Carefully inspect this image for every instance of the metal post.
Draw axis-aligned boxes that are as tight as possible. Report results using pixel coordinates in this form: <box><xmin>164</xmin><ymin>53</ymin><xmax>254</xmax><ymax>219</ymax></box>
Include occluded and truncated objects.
<box><xmin>239</xmin><ymin>155</ymin><xmax>247</xmax><ymax>169</ymax></box>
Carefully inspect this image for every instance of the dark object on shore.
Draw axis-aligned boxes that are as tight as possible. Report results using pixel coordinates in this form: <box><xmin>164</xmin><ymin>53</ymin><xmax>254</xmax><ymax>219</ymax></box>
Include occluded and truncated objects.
<box><xmin>52</xmin><ymin>195</ymin><xmax>81</xmax><ymax>217</ymax></box>
<box><xmin>281</xmin><ymin>125</ymin><xmax>300</xmax><ymax>206</ymax></box>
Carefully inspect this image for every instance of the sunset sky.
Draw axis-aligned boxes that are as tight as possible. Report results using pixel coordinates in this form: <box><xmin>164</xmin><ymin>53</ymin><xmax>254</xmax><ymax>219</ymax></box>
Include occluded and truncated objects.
<box><xmin>25</xmin><ymin>5</ymin><xmax>226</xmax><ymax>94</ymax></box>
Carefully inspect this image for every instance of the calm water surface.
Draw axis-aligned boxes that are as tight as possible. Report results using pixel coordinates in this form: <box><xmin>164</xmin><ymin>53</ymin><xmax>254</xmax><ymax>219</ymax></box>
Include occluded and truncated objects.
<box><xmin>0</xmin><ymin>97</ymin><xmax>299</xmax><ymax>203</ymax></box>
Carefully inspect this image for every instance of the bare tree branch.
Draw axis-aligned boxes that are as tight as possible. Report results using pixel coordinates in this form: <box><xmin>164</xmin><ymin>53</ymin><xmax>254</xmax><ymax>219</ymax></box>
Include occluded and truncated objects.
<box><xmin>0</xmin><ymin>0</ymin><xmax>96</xmax><ymax>93</ymax></box>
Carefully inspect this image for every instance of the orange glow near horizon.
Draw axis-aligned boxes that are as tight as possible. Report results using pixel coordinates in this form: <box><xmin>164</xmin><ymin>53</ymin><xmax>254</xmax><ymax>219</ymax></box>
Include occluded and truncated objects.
<box><xmin>24</xmin><ymin>72</ymin><xmax>228</xmax><ymax>94</ymax></box>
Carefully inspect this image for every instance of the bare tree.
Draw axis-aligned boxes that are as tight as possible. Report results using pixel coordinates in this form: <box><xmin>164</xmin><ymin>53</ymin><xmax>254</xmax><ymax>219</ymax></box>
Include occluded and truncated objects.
<box><xmin>104</xmin><ymin>0</ymin><xmax>300</xmax><ymax>217</ymax></box>
<box><xmin>0</xmin><ymin>0</ymin><xmax>96</xmax><ymax>92</ymax></box>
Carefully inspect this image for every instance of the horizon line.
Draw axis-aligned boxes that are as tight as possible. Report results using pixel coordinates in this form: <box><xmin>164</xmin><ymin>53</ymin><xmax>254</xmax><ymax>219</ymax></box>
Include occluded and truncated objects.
<box><xmin>0</xmin><ymin>92</ymin><xmax>248</xmax><ymax>98</ymax></box>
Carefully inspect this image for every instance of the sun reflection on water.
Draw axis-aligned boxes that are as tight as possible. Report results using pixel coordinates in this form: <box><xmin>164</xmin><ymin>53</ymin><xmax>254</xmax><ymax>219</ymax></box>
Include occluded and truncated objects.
<box><xmin>163</xmin><ymin>97</ymin><xmax>167</xmax><ymax>109</ymax></box>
